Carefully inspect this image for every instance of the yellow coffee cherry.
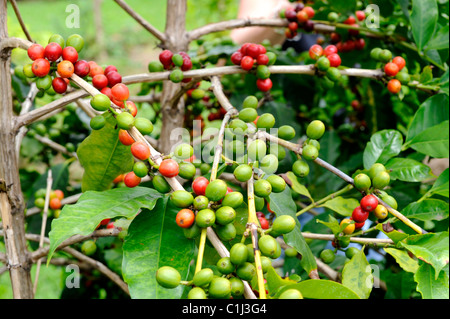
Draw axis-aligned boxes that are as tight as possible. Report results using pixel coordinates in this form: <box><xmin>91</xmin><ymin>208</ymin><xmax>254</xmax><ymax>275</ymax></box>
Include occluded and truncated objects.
<box><xmin>340</xmin><ymin>218</ymin><xmax>355</xmax><ymax>235</ymax></box>
<box><xmin>374</xmin><ymin>205</ymin><xmax>388</xmax><ymax>220</ymax></box>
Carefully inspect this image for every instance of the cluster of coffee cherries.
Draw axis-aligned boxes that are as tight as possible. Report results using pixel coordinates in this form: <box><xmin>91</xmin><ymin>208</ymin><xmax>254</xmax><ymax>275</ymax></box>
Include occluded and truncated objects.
<box><xmin>370</xmin><ymin>48</ymin><xmax>409</xmax><ymax>94</ymax></box>
<box><xmin>308</xmin><ymin>44</ymin><xmax>343</xmax><ymax>87</ymax></box>
<box><xmin>328</xmin><ymin>11</ymin><xmax>367</xmax><ymax>53</ymax></box>
<box><xmin>157</xmin><ymin>213</ymin><xmax>297</xmax><ymax>299</ymax></box>
<box><xmin>33</xmin><ymin>188</ymin><xmax>65</xmax><ymax>218</ymax></box>
<box><xmin>230</xmin><ymin>43</ymin><xmax>277</xmax><ymax>92</ymax></box>
<box><xmin>147</xmin><ymin>49</ymin><xmax>194</xmax><ymax>84</ymax></box>
<box><xmin>24</xmin><ymin>34</ymin><xmax>87</xmax><ymax>95</ymax></box>
<box><xmin>291</xmin><ymin>120</ymin><xmax>326</xmax><ymax>179</ymax></box>
<box><xmin>280</xmin><ymin>2</ymin><xmax>316</xmax><ymax>38</ymax></box>
<box><xmin>340</xmin><ymin>163</ymin><xmax>394</xmax><ymax>235</ymax></box>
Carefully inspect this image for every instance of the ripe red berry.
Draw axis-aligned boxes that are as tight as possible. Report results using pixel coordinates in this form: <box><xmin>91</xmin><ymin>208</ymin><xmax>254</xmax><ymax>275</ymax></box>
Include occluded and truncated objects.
<box><xmin>125</xmin><ymin>101</ymin><xmax>138</xmax><ymax>117</ymax></box>
<box><xmin>288</xmin><ymin>21</ymin><xmax>299</xmax><ymax>32</ymax></box>
<box><xmin>327</xmin><ymin>53</ymin><xmax>341</xmax><ymax>67</ymax></box>
<box><xmin>355</xmin><ymin>38</ymin><xmax>366</xmax><ymax>50</ymax></box>
<box><xmin>240</xmin><ymin>56</ymin><xmax>255</xmax><ymax>71</ymax></box>
<box><xmin>106</xmin><ymin>222</ymin><xmax>115</xmax><ymax>229</ymax></box>
<box><xmin>297</xmin><ymin>10</ymin><xmax>309</xmax><ymax>23</ymax></box>
<box><xmin>360</xmin><ymin>195</ymin><xmax>378</xmax><ymax>212</ymax></box>
<box><xmin>354</xmin><ymin>220</ymin><xmax>365</xmax><ymax>230</ymax></box>
<box><xmin>106</xmin><ymin>71</ymin><xmax>122</xmax><ymax>88</ymax></box>
<box><xmin>192</xmin><ymin>176</ymin><xmax>209</xmax><ymax>196</ymax></box>
<box><xmin>392</xmin><ymin>56</ymin><xmax>406</xmax><ymax>71</ymax></box>
<box><xmin>100</xmin><ymin>218</ymin><xmax>111</xmax><ymax>226</ymax></box>
<box><xmin>124</xmin><ymin>171</ymin><xmax>141</xmax><ymax>188</ymax></box>
<box><xmin>44</xmin><ymin>42</ymin><xmax>63</xmax><ymax>62</ymax></box>
<box><xmin>352</xmin><ymin>206</ymin><xmax>369</xmax><ymax>223</ymax></box>
<box><xmin>258</xmin><ymin>217</ymin><xmax>269</xmax><ymax>230</ymax></box>
<box><xmin>387</xmin><ymin>79</ymin><xmax>402</xmax><ymax>94</ymax></box>
<box><xmin>385</xmin><ymin>62</ymin><xmax>400</xmax><ymax>77</ymax></box>
<box><xmin>73</xmin><ymin>60</ymin><xmax>90</xmax><ymax>78</ymax></box>
<box><xmin>62</xmin><ymin>46</ymin><xmax>78</xmax><ymax>64</ymax></box>
<box><xmin>92</xmin><ymin>74</ymin><xmax>109</xmax><ymax>90</ymax></box>
<box><xmin>104</xmin><ymin>65</ymin><xmax>118</xmax><ymax>76</ymax></box>
<box><xmin>356</xmin><ymin>10</ymin><xmax>366</xmax><ymax>21</ymax></box>
<box><xmin>111</xmin><ymin>83</ymin><xmax>130</xmax><ymax>101</ymax></box>
<box><xmin>246</xmin><ymin>44</ymin><xmax>261</xmax><ymax>59</ymax></box>
<box><xmin>309</xmin><ymin>44</ymin><xmax>324</xmax><ymax>60</ymax></box>
<box><xmin>32</xmin><ymin>58</ymin><xmax>50</xmax><ymax>77</ymax></box>
<box><xmin>57</xmin><ymin>60</ymin><xmax>74</xmax><ymax>78</ymax></box>
<box><xmin>101</xmin><ymin>87</ymin><xmax>112</xmax><ymax>99</ymax></box>
<box><xmin>176</xmin><ymin>209</ymin><xmax>195</xmax><ymax>228</ymax></box>
<box><xmin>324</xmin><ymin>45</ymin><xmax>338</xmax><ymax>57</ymax></box>
<box><xmin>131</xmin><ymin>141</ymin><xmax>151</xmax><ymax>161</ymax></box>
<box><xmin>348</xmin><ymin>24</ymin><xmax>360</xmax><ymax>37</ymax></box>
<box><xmin>159</xmin><ymin>50</ymin><xmax>174</xmax><ymax>69</ymax></box>
<box><xmin>256</xmin><ymin>78</ymin><xmax>273</xmax><ymax>92</ymax></box>
<box><xmin>27</xmin><ymin>44</ymin><xmax>45</xmax><ymax>61</ymax></box>
<box><xmin>285</xmin><ymin>9</ymin><xmax>298</xmax><ymax>22</ymax></box>
<box><xmin>118</xmin><ymin>129</ymin><xmax>135</xmax><ymax>146</ymax></box>
<box><xmin>344</xmin><ymin>16</ymin><xmax>356</xmax><ymax>25</ymax></box>
<box><xmin>52</xmin><ymin>77</ymin><xmax>68</xmax><ymax>94</ymax></box>
<box><xmin>257</xmin><ymin>54</ymin><xmax>269</xmax><ymax>65</ymax></box>
<box><xmin>159</xmin><ymin>159</ymin><xmax>179</xmax><ymax>178</ymax></box>
<box><xmin>231</xmin><ymin>51</ymin><xmax>244</xmax><ymax>65</ymax></box>
<box><xmin>303</xmin><ymin>6</ymin><xmax>315</xmax><ymax>18</ymax></box>
<box><xmin>49</xmin><ymin>197</ymin><xmax>62</xmax><ymax>210</ymax></box>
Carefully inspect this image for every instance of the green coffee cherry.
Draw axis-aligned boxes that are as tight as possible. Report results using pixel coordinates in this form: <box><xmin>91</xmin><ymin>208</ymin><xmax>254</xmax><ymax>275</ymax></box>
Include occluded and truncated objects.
<box><xmin>116</xmin><ymin>112</ymin><xmax>135</xmax><ymax>130</ymax></box>
<box><xmin>152</xmin><ymin>175</ymin><xmax>171</xmax><ymax>194</ymax></box>
<box><xmin>188</xmin><ymin>287</ymin><xmax>207</xmax><ymax>299</ymax></box>
<box><xmin>279</xmin><ymin>289</ymin><xmax>303</xmax><ymax>299</ymax></box>
<box><xmin>217</xmin><ymin>257</ymin><xmax>235</xmax><ymax>275</ymax></box>
<box><xmin>230</xmin><ymin>277</ymin><xmax>245</xmax><ymax>297</ymax></box>
<box><xmin>230</xmin><ymin>243</ymin><xmax>249</xmax><ymax>266</ymax></box>
<box><xmin>208</xmin><ymin>277</ymin><xmax>232</xmax><ymax>299</ymax></box>
<box><xmin>278</xmin><ymin>125</ymin><xmax>296</xmax><ymax>140</ymax></box>
<box><xmin>234</xmin><ymin>164</ymin><xmax>253</xmax><ymax>182</ymax></box>
<box><xmin>183</xmin><ymin>223</ymin><xmax>201</xmax><ymax>239</ymax></box>
<box><xmin>236</xmin><ymin>262</ymin><xmax>256</xmax><ymax>281</ymax></box>
<box><xmin>193</xmin><ymin>195</ymin><xmax>209</xmax><ymax>210</ymax></box>
<box><xmin>215</xmin><ymin>206</ymin><xmax>236</xmax><ymax>225</ymax></box>
<box><xmin>266</xmin><ymin>175</ymin><xmax>286</xmax><ymax>193</ymax></box>
<box><xmin>178</xmin><ymin>162</ymin><xmax>196</xmax><ymax>180</ymax></box>
<box><xmin>354</xmin><ymin>173</ymin><xmax>372</xmax><ymax>192</ymax></box>
<box><xmin>216</xmin><ymin>223</ymin><xmax>237</xmax><ymax>241</ymax></box>
<box><xmin>192</xmin><ymin>268</ymin><xmax>214</xmax><ymax>287</ymax></box>
<box><xmin>302</xmin><ymin>144</ymin><xmax>319</xmax><ymax>161</ymax></box>
<box><xmin>134</xmin><ymin>117</ymin><xmax>154</xmax><ymax>135</ymax></box>
<box><xmin>81</xmin><ymin>240</ymin><xmax>97</xmax><ymax>256</ymax></box>
<box><xmin>221</xmin><ymin>192</ymin><xmax>244</xmax><ymax>209</ymax></box>
<box><xmin>292</xmin><ymin>159</ymin><xmax>310</xmax><ymax>178</ymax></box>
<box><xmin>248</xmin><ymin>139</ymin><xmax>267</xmax><ymax>161</ymax></box>
<box><xmin>320</xmin><ymin>249</ymin><xmax>336</xmax><ymax>264</ymax></box>
<box><xmin>272</xmin><ymin>215</ymin><xmax>296</xmax><ymax>234</ymax></box>
<box><xmin>372</xmin><ymin>171</ymin><xmax>390</xmax><ymax>190</ymax></box>
<box><xmin>368</xmin><ymin>163</ymin><xmax>386</xmax><ymax>180</ymax></box>
<box><xmin>243</xmin><ymin>95</ymin><xmax>258</xmax><ymax>109</ymax></box>
<box><xmin>90</xmin><ymin>115</ymin><xmax>106</xmax><ymax>130</ymax></box>
<box><xmin>256</xmin><ymin>113</ymin><xmax>276</xmax><ymax>129</ymax></box>
<box><xmin>156</xmin><ymin>266</ymin><xmax>181</xmax><ymax>289</ymax></box>
<box><xmin>306</xmin><ymin>120</ymin><xmax>326</xmax><ymax>140</ymax></box>
<box><xmin>254</xmin><ymin>179</ymin><xmax>272</xmax><ymax>198</ymax></box>
<box><xmin>170</xmin><ymin>190</ymin><xmax>194</xmax><ymax>208</ymax></box>
<box><xmin>239</xmin><ymin>108</ymin><xmax>258</xmax><ymax>123</ymax></box>
<box><xmin>205</xmin><ymin>179</ymin><xmax>228</xmax><ymax>202</ymax></box>
<box><xmin>259</xmin><ymin>235</ymin><xmax>279</xmax><ymax>259</ymax></box>
<box><xmin>260</xmin><ymin>154</ymin><xmax>279</xmax><ymax>175</ymax></box>
<box><xmin>196</xmin><ymin>209</ymin><xmax>216</xmax><ymax>228</ymax></box>
<box><xmin>174</xmin><ymin>143</ymin><xmax>194</xmax><ymax>160</ymax></box>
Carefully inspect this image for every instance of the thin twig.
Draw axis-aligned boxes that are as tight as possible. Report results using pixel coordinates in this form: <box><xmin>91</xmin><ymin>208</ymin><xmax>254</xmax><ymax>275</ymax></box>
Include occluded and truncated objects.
<box><xmin>34</xmin><ymin>134</ymin><xmax>78</xmax><ymax>158</ymax></box>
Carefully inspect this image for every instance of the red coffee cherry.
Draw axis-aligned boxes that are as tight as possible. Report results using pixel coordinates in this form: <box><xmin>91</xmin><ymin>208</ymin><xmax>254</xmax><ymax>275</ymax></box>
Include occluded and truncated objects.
<box><xmin>92</xmin><ymin>74</ymin><xmax>109</xmax><ymax>90</ymax></box>
<box><xmin>52</xmin><ymin>77</ymin><xmax>68</xmax><ymax>94</ymax></box>
<box><xmin>32</xmin><ymin>58</ymin><xmax>51</xmax><ymax>77</ymax></box>
<box><xmin>44</xmin><ymin>42</ymin><xmax>63</xmax><ymax>62</ymax></box>
<box><xmin>159</xmin><ymin>159</ymin><xmax>180</xmax><ymax>178</ymax></box>
<box><xmin>309</xmin><ymin>44</ymin><xmax>324</xmax><ymax>60</ymax></box>
<box><xmin>124</xmin><ymin>171</ymin><xmax>141</xmax><ymax>188</ymax></box>
<box><xmin>355</xmin><ymin>38</ymin><xmax>366</xmax><ymax>50</ymax></box>
<box><xmin>104</xmin><ymin>65</ymin><xmax>118</xmax><ymax>76</ymax></box>
<box><xmin>192</xmin><ymin>176</ymin><xmax>209</xmax><ymax>196</ymax></box>
<box><xmin>360</xmin><ymin>195</ymin><xmax>378</xmax><ymax>212</ymax></box>
<box><xmin>231</xmin><ymin>51</ymin><xmax>244</xmax><ymax>65</ymax></box>
<box><xmin>106</xmin><ymin>71</ymin><xmax>122</xmax><ymax>87</ymax></box>
<box><xmin>258</xmin><ymin>217</ymin><xmax>270</xmax><ymax>230</ymax></box>
<box><xmin>240</xmin><ymin>56</ymin><xmax>255</xmax><ymax>71</ymax></box>
<box><xmin>324</xmin><ymin>45</ymin><xmax>338</xmax><ymax>57</ymax></box>
<box><xmin>303</xmin><ymin>6</ymin><xmax>315</xmax><ymax>18</ymax></box>
<box><xmin>118</xmin><ymin>129</ymin><xmax>135</xmax><ymax>146</ymax></box>
<box><xmin>327</xmin><ymin>53</ymin><xmax>342</xmax><ymax>67</ymax></box>
<box><xmin>256</xmin><ymin>78</ymin><xmax>273</xmax><ymax>92</ymax></box>
<box><xmin>131</xmin><ymin>141</ymin><xmax>151</xmax><ymax>161</ymax></box>
<box><xmin>356</xmin><ymin>10</ymin><xmax>366</xmax><ymax>21</ymax></box>
<box><xmin>111</xmin><ymin>83</ymin><xmax>130</xmax><ymax>101</ymax></box>
<box><xmin>392</xmin><ymin>56</ymin><xmax>406</xmax><ymax>71</ymax></box>
<box><xmin>27</xmin><ymin>44</ymin><xmax>45</xmax><ymax>61</ymax></box>
<box><xmin>176</xmin><ymin>209</ymin><xmax>195</xmax><ymax>228</ymax></box>
<box><xmin>57</xmin><ymin>60</ymin><xmax>74</xmax><ymax>78</ymax></box>
<box><xmin>62</xmin><ymin>46</ymin><xmax>78</xmax><ymax>64</ymax></box>
<box><xmin>387</xmin><ymin>79</ymin><xmax>402</xmax><ymax>94</ymax></box>
<box><xmin>49</xmin><ymin>197</ymin><xmax>62</xmax><ymax>210</ymax></box>
<box><xmin>159</xmin><ymin>50</ymin><xmax>174</xmax><ymax>69</ymax></box>
<box><xmin>385</xmin><ymin>62</ymin><xmax>400</xmax><ymax>77</ymax></box>
<box><xmin>352</xmin><ymin>206</ymin><xmax>369</xmax><ymax>223</ymax></box>
<box><xmin>257</xmin><ymin>54</ymin><xmax>269</xmax><ymax>65</ymax></box>
<box><xmin>74</xmin><ymin>60</ymin><xmax>90</xmax><ymax>77</ymax></box>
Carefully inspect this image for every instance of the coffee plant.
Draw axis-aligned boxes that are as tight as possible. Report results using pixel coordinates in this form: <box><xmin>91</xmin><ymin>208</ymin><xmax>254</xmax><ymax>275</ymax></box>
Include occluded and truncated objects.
<box><xmin>0</xmin><ymin>0</ymin><xmax>448</xmax><ymax>301</ymax></box>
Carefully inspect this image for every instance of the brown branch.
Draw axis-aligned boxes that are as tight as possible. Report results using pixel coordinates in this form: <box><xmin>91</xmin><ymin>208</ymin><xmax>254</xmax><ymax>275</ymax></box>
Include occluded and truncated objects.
<box><xmin>113</xmin><ymin>0</ymin><xmax>166</xmax><ymax>43</ymax></box>
<box><xmin>33</xmin><ymin>134</ymin><xmax>78</xmax><ymax>158</ymax></box>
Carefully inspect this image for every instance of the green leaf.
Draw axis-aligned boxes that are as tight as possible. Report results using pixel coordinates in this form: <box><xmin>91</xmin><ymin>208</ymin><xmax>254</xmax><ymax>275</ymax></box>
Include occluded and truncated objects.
<box><xmin>439</xmin><ymin>69</ymin><xmax>449</xmax><ymax>95</ymax></box>
<box><xmin>122</xmin><ymin>197</ymin><xmax>195</xmax><ymax>299</ymax></box>
<box><xmin>268</xmin><ymin>187</ymin><xmax>317</xmax><ymax>277</ymax></box>
<box><xmin>414</xmin><ymin>262</ymin><xmax>449</xmax><ymax>299</ymax></box>
<box><xmin>286</xmin><ymin>171</ymin><xmax>314</xmax><ymax>203</ymax></box>
<box><xmin>265</xmin><ymin>266</ymin><xmax>299</xmax><ymax>297</ymax></box>
<box><xmin>428</xmin><ymin>168</ymin><xmax>449</xmax><ymax>198</ymax></box>
<box><xmin>375</xmin><ymin>223</ymin><xmax>410</xmax><ymax>244</ymax></box>
<box><xmin>400</xmin><ymin>232</ymin><xmax>449</xmax><ymax>279</ymax></box>
<box><xmin>410</xmin><ymin>0</ymin><xmax>438</xmax><ymax>52</ymax></box>
<box><xmin>406</xmin><ymin>94</ymin><xmax>449</xmax><ymax>143</ymax></box>
<box><xmin>317</xmin><ymin>214</ymin><xmax>341</xmax><ymax>236</ymax></box>
<box><xmin>407</xmin><ymin>120</ymin><xmax>449</xmax><ymax>158</ymax></box>
<box><xmin>385</xmin><ymin>158</ymin><xmax>433</xmax><ymax>182</ymax></box>
<box><xmin>384</xmin><ymin>247</ymin><xmax>420</xmax><ymax>273</ymax></box>
<box><xmin>48</xmin><ymin>187</ymin><xmax>163</xmax><ymax>262</ymax></box>
<box><xmin>319</xmin><ymin>196</ymin><xmax>359</xmax><ymax>217</ymax></box>
<box><xmin>426</xmin><ymin>25</ymin><xmax>449</xmax><ymax>51</ymax></box>
<box><xmin>77</xmin><ymin>113</ymin><xmax>134</xmax><ymax>192</ymax></box>
<box><xmin>341</xmin><ymin>247</ymin><xmax>373</xmax><ymax>299</ymax></box>
<box><xmin>288</xmin><ymin>280</ymin><xmax>360</xmax><ymax>299</ymax></box>
<box><xmin>363</xmin><ymin>130</ymin><xmax>403</xmax><ymax>170</ymax></box>
<box><xmin>402</xmin><ymin>199</ymin><xmax>449</xmax><ymax>221</ymax></box>
<box><xmin>420</xmin><ymin>66</ymin><xmax>434</xmax><ymax>84</ymax></box>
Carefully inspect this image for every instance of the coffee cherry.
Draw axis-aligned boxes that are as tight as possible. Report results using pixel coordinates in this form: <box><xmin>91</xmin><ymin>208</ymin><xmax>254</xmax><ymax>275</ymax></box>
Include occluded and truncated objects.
<box><xmin>188</xmin><ymin>287</ymin><xmax>207</xmax><ymax>299</ymax></box>
<box><xmin>156</xmin><ymin>266</ymin><xmax>181</xmax><ymax>289</ymax></box>
<box><xmin>326</xmin><ymin>67</ymin><xmax>342</xmax><ymax>82</ymax></box>
<box><xmin>320</xmin><ymin>249</ymin><xmax>335</xmax><ymax>264</ymax></box>
<box><xmin>208</xmin><ymin>277</ymin><xmax>232</xmax><ymax>299</ymax></box>
<box><xmin>74</xmin><ymin>60</ymin><xmax>90</xmax><ymax>77</ymax></box>
<box><xmin>292</xmin><ymin>159</ymin><xmax>310</xmax><ymax>178</ymax></box>
<box><xmin>306</xmin><ymin>120</ymin><xmax>326</xmax><ymax>140</ymax></box>
<box><xmin>385</xmin><ymin>62</ymin><xmax>400</xmax><ymax>77</ymax></box>
<box><xmin>51</xmin><ymin>77</ymin><xmax>68</xmax><ymax>94</ymax></box>
<box><xmin>32</xmin><ymin>58</ymin><xmax>50</xmax><ymax>77</ymax></box>
<box><xmin>340</xmin><ymin>218</ymin><xmax>355</xmax><ymax>235</ymax></box>
<box><xmin>379</xmin><ymin>49</ymin><xmax>393</xmax><ymax>63</ymax></box>
<box><xmin>260</xmin><ymin>154</ymin><xmax>279</xmax><ymax>175</ymax></box>
<box><xmin>124</xmin><ymin>171</ymin><xmax>141</xmax><ymax>188</ymax></box>
<box><xmin>111</xmin><ymin>83</ymin><xmax>130</xmax><ymax>101</ymax></box>
<box><xmin>236</xmin><ymin>262</ymin><xmax>257</xmax><ymax>282</ymax></box>
<box><xmin>309</xmin><ymin>44</ymin><xmax>324</xmax><ymax>60</ymax></box>
<box><xmin>49</xmin><ymin>197</ymin><xmax>62</xmax><ymax>210</ymax></box>
<box><xmin>396</xmin><ymin>71</ymin><xmax>411</xmax><ymax>84</ymax></box>
<box><xmin>57</xmin><ymin>60</ymin><xmax>74</xmax><ymax>78</ymax></box>
<box><xmin>216</xmin><ymin>206</ymin><xmax>236</xmax><ymax>225</ymax></box>
<box><xmin>193</xmin><ymin>268</ymin><xmax>214</xmax><ymax>288</ymax></box>
<box><xmin>243</xmin><ymin>95</ymin><xmax>259</xmax><ymax>109</ymax></box>
<box><xmin>259</xmin><ymin>235</ymin><xmax>281</xmax><ymax>259</ymax></box>
<box><xmin>316</xmin><ymin>56</ymin><xmax>331</xmax><ymax>72</ymax></box>
<box><xmin>231</xmin><ymin>51</ymin><xmax>244</xmax><ymax>65</ymax></box>
<box><xmin>392</xmin><ymin>56</ymin><xmax>406</xmax><ymax>70</ymax></box>
<box><xmin>217</xmin><ymin>257</ymin><xmax>235</xmax><ymax>275</ymax></box>
<box><xmin>279</xmin><ymin>289</ymin><xmax>303</xmax><ymax>299</ymax></box>
<box><xmin>254</xmin><ymin>179</ymin><xmax>272</xmax><ymax>198</ymax></box>
<box><xmin>240</xmin><ymin>56</ymin><xmax>254</xmax><ymax>71</ymax></box>
<box><xmin>239</xmin><ymin>108</ymin><xmax>258</xmax><ymax>123</ymax></box>
<box><xmin>248</xmin><ymin>139</ymin><xmax>267</xmax><ymax>161</ymax></box>
<box><xmin>272</xmin><ymin>215</ymin><xmax>296</xmax><ymax>234</ymax></box>
<box><xmin>380</xmin><ymin>193</ymin><xmax>398</xmax><ymax>210</ymax></box>
<box><xmin>178</xmin><ymin>162</ymin><xmax>196</xmax><ymax>180</ymax></box>
<box><xmin>81</xmin><ymin>240</ymin><xmax>97</xmax><ymax>256</ymax></box>
<box><xmin>174</xmin><ymin>143</ymin><xmax>194</xmax><ymax>160</ymax></box>
<box><xmin>303</xmin><ymin>6</ymin><xmax>315</xmax><ymax>18</ymax></box>
<box><xmin>205</xmin><ymin>179</ymin><xmax>228</xmax><ymax>202</ymax></box>
<box><xmin>159</xmin><ymin>159</ymin><xmax>179</xmax><ymax>178</ymax></box>
<box><xmin>324</xmin><ymin>45</ymin><xmax>338</xmax><ymax>57</ymax></box>
<box><xmin>118</xmin><ymin>129</ymin><xmax>135</xmax><ymax>146</ymax></box>
<box><xmin>116</xmin><ymin>112</ymin><xmax>135</xmax><ymax>130</ymax></box>
<box><xmin>257</xmin><ymin>113</ymin><xmax>276</xmax><ymax>129</ymax></box>
<box><xmin>328</xmin><ymin>12</ymin><xmax>339</xmax><ymax>22</ymax></box>
<box><xmin>372</xmin><ymin>171</ymin><xmax>390</xmax><ymax>190</ymax></box>
<box><xmin>368</xmin><ymin>163</ymin><xmax>386</xmax><ymax>180</ymax></box>
<box><xmin>159</xmin><ymin>50</ymin><xmax>174</xmax><ymax>68</ymax></box>
<box><xmin>66</xmin><ymin>34</ymin><xmax>84</xmax><ymax>53</ymax></box>
<box><xmin>387</xmin><ymin>79</ymin><xmax>402</xmax><ymax>94</ymax></box>
<box><xmin>27</xmin><ymin>44</ymin><xmax>45</xmax><ymax>61</ymax></box>
<box><xmin>230</xmin><ymin>243</ymin><xmax>249</xmax><ymax>266</ymax></box>
<box><xmin>44</xmin><ymin>42</ymin><xmax>62</xmax><ymax>62</ymax></box>
<box><xmin>374</xmin><ymin>205</ymin><xmax>389</xmax><ymax>220</ymax></box>
<box><xmin>36</xmin><ymin>75</ymin><xmax>52</xmax><ymax>91</ymax></box>
<box><xmin>216</xmin><ymin>223</ymin><xmax>237</xmax><ymax>242</ymax></box>
<box><xmin>256</xmin><ymin>78</ymin><xmax>273</xmax><ymax>92</ymax></box>
<box><xmin>190</xmin><ymin>177</ymin><xmax>208</xmax><ymax>197</ymax></box>
<box><xmin>327</xmin><ymin>53</ymin><xmax>342</xmax><ymax>68</ymax></box>
<box><xmin>191</xmin><ymin>196</ymin><xmax>208</xmax><ymax>211</ymax></box>
<box><xmin>345</xmin><ymin>247</ymin><xmax>360</xmax><ymax>259</ymax></box>
<box><xmin>131</xmin><ymin>142</ymin><xmax>151</xmax><ymax>161</ymax></box>
<box><xmin>352</xmin><ymin>205</ymin><xmax>369</xmax><ymax>223</ymax></box>
<box><xmin>196</xmin><ymin>209</ymin><xmax>216</xmax><ymax>228</ymax></box>
<box><xmin>302</xmin><ymin>144</ymin><xmax>319</xmax><ymax>161</ymax></box>
<box><xmin>133</xmin><ymin>161</ymin><xmax>149</xmax><ymax>178</ymax></box>
<box><xmin>229</xmin><ymin>277</ymin><xmax>245</xmax><ymax>297</ymax></box>
<box><xmin>90</xmin><ymin>115</ymin><xmax>106</xmax><ymax>130</ymax></box>
<box><xmin>278</xmin><ymin>125</ymin><xmax>296</xmax><ymax>140</ymax></box>
<box><xmin>259</xmin><ymin>216</ymin><xmax>270</xmax><ymax>229</ymax></box>
<box><xmin>361</xmin><ymin>195</ymin><xmax>378</xmax><ymax>212</ymax></box>
<box><xmin>183</xmin><ymin>223</ymin><xmax>201</xmax><ymax>239</ymax></box>
<box><xmin>267</xmin><ymin>175</ymin><xmax>286</xmax><ymax>193</ymax></box>
<box><xmin>354</xmin><ymin>173</ymin><xmax>371</xmax><ymax>192</ymax></box>
<box><xmin>170</xmin><ymin>190</ymin><xmax>194</xmax><ymax>208</ymax></box>
<box><xmin>152</xmin><ymin>175</ymin><xmax>171</xmax><ymax>193</ymax></box>
<box><xmin>221</xmin><ymin>192</ymin><xmax>244</xmax><ymax>209</ymax></box>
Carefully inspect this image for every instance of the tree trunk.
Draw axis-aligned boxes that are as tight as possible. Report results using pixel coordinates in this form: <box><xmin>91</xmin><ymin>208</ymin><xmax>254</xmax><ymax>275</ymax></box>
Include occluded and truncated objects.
<box><xmin>0</xmin><ymin>0</ymin><xmax>34</xmax><ymax>299</ymax></box>
<box><xmin>159</xmin><ymin>0</ymin><xmax>189</xmax><ymax>154</ymax></box>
